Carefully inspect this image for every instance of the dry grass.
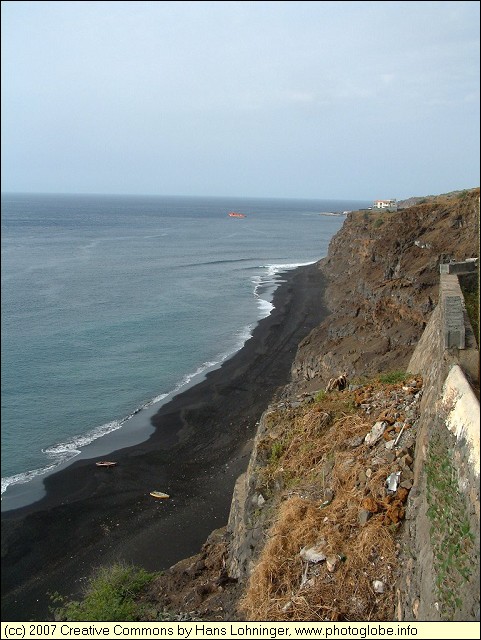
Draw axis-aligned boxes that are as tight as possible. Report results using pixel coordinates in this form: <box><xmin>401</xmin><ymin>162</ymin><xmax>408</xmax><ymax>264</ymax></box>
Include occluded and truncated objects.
<box><xmin>240</xmin><ymin>496</ymin><xmax>397</xmax><ymax>621</ymax></box>
<box><xmin>240</xmin><ymin>387</ymin><xmax>408</xmax><ymax>621</ymax></box>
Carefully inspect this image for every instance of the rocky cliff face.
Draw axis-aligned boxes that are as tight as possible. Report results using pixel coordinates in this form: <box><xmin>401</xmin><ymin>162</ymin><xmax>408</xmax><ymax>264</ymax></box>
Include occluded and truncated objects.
<box><xmin>141</xmin><ymin>188</ymin><xmax>479</xmax><ymax>622</ymax></box>
<box><xmin>224</xmin><ymin>188</ymin><xmax>479</xmax><ymax>621</ymax></box>
<box><xmin>291</xmin><ymin>189</ymin><xmax>479</xmax><ymax>389</ymax></box>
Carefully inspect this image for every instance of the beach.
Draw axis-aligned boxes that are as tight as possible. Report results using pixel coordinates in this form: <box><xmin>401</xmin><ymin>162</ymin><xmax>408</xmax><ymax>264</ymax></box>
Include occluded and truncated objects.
<box><xmin>1</xmin><ymin>262</ymin><xmax>329</xmax><ymax>621</ymax></box>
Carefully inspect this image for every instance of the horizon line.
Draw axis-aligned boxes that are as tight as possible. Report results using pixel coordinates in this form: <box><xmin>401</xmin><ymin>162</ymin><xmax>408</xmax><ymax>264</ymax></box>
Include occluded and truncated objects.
<box><xmin>0</xmin><ymin>190</ymin><xmax>376</xmax><ymax>202</ymax></box>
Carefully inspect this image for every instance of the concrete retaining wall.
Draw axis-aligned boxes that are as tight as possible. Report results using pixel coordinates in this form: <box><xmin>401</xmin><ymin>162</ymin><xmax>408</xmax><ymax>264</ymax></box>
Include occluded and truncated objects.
<box><xmin>399</xmin><ymin>271</ymin><xmax>480</xmax><ymax>621</ymax></box>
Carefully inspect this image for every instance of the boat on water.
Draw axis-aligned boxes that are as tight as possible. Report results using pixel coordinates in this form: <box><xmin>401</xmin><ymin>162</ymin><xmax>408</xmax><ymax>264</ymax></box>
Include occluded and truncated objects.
<box><xmin>95</xmin><ymin>460</ymin><xmax>117</xmax><ymax>468</ymax></box>
<box><xmin>228</xmin><ymin>212</ymin><xmax>246</xmax><ymax>218</ymax></box>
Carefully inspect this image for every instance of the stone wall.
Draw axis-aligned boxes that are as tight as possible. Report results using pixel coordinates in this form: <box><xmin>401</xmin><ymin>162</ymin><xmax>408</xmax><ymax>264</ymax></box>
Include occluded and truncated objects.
<box><xmin>398</xmin><ymin>269</ymin><xmax>479</xmax><ymax>621</ymax></box>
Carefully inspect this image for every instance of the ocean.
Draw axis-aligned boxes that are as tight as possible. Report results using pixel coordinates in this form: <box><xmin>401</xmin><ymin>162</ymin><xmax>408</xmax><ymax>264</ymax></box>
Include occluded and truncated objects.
<box><xmin>1</xmin><ymin>193</ymin><xmax>370</xmax><ymax>508</ymax></box>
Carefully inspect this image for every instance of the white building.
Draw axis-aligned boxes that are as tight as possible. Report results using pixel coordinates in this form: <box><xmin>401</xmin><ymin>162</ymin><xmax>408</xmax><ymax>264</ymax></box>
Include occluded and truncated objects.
<box><xmin>373</xmin><ymin>199</ymin><xmax>397</xmax><ymax>211</ymax></box>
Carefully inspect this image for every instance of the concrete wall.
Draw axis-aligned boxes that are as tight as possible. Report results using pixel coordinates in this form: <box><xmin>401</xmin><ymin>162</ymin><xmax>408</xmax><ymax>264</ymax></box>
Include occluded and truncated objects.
<box><xmin>443</xmin><ymin>365</ymin><xmax>480</xmax><ymax>490</ymax></box>
<box><xmin>399</xmin><ymin>271</ymin><xmax>479</xmax><ymax>621</ymax></box>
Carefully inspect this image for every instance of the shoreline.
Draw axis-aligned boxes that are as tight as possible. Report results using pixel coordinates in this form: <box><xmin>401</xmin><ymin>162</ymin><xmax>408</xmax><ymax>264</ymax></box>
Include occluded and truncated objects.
<box><xmin>1</xmin><ymin>262</ymin><xmax>330</xmax><ymax>621</ymax></box>
<box><xmin>1</xmin><ymin>265</ymin><xmax>307</xmax><ymax>512</ymax></box>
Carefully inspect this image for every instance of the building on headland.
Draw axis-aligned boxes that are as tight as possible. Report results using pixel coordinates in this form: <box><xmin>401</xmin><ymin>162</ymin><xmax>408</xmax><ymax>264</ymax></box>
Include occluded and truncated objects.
<box><xmin>373</xmin><ymin>199</ymin><xmax>397</xmax><ymax>211</ymax></box>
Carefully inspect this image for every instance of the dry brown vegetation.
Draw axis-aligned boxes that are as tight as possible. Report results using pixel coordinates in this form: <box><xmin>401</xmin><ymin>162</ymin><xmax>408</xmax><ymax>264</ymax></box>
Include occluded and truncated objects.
<box><xmin>240</xmin><ymin>496</ymin><xmax>397</xmax><ymax>621</ymax></box>
<box><xmin>240</xmin><ymin>378</ymin><xmax>421</xmax><ymax>621</ymax></box>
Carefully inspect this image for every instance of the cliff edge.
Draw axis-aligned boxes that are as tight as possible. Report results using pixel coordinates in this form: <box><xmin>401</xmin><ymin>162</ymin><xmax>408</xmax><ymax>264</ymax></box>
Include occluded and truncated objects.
<box><xmin>66</xmin><ymin>189</ymin><xmax>479</xmax><ymax>622</ymax></box>
<box><xmin>290</xmin><ymin>189</ymin><xmax>479</xmax><ymax>391</ymax></box>
<box><xmin>144</xmin><ymin>188</ymin><xmax>479</xmax><ymax>622</ymax></box>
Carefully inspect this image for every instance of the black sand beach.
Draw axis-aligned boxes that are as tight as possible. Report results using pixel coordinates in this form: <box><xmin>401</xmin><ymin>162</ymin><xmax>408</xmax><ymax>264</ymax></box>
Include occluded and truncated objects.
<box><xmin>1</xmin><ymin>263</ymin><xmax>329</xmax><ymax>621</ymax></box>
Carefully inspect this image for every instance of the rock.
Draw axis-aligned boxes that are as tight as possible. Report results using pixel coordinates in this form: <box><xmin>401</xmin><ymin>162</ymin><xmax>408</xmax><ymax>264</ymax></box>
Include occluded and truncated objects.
<box><xmin>300</xmin><ymin>545</ymin><xmax>326</xmax><ymax>564</ymax></box>
<box><xmin>320</xmin><ymin>488</ymin><xmax>335</xmax><ymax>508</ymax></box>
<box><xmin>358</xmin><ymin>509</ymin><xmax>371</xmax><ymax>525</ymax></box>
<box><xmin>385</xmin><ymin>500</ymin><xmax>405</xmax><ymax>524</ymax></box>
<box><xmin>326</xmin><ymin>555</ymin><xmax>338</xmax><ymax>572</ymax></box>
<box><xmin>324</xmin><ymin>488</ymin><xmax>334</xmax><ymax>502</ymax></box>
<box><xmin>347</xmin><ymin>435</ymin><xmax>364</xmax><ymax>448</ymax></box>
<box><xmin>401</xmin><ymin>453</ymin><xmax>413</xmax><ymax>467</ymax></box>
<box><xmin>365</xmin><ymin>421</ymin><xmax>387</xmax><ymax>445</ymax></box>
<box><xmin>362</xmin><ymin>496</ymin><xmax>379</xmax><ymax>513</ymax></box>
<box><xmin>400</xmin><ymin>467</ymin><xmax>414</xmax><ymax>480</ymax></box>
<box><xmin>373</xmin><ymin>580</ymin><xmax>385</xmax><ymax>593</ymax></box>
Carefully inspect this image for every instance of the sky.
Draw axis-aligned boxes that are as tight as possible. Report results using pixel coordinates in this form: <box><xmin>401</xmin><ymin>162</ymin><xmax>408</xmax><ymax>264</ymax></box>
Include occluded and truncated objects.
<box><xmin>1</xmin><ymin>0</ymin><xmax>480</xmax><ymax>200</ymax></box>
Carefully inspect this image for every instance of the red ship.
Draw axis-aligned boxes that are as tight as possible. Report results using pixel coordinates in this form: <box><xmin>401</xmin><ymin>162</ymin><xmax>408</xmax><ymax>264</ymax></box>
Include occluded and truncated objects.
<box><xmin>228</xmin><ymin>212</ymin><xmax>246</xmax><ymax>218</ymax></box>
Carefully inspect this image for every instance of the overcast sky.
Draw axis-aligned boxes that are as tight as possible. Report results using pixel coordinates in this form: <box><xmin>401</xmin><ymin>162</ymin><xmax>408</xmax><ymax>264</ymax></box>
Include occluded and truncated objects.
<box><xmin>1</xmin><ymin>1</ymin><xmax>479</xmax><ymax>200</ymax></box>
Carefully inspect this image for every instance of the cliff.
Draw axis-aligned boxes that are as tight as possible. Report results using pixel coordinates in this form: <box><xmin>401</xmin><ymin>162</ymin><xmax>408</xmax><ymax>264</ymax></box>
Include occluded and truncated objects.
<box><xmin>147</xmin><ymin>188</ymin><xmax>480</xmax><ymax>621</ymax></box>
<box><xmin>290</xmin><ymin>189</ymin><xmax>479</xmax><ymax>391</ymax></box>
<box><xmin>60</xmin><ymin>189</ymin><xmax>480</xmax><ymax>622</ymax></box>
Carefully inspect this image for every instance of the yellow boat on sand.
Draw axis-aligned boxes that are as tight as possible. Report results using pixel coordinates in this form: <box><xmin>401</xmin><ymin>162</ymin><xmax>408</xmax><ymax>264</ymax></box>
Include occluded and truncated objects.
<box><xmin>150</xmin><ymin>491</ymin><xmax>170</xmax><ymax>499</ymax></box>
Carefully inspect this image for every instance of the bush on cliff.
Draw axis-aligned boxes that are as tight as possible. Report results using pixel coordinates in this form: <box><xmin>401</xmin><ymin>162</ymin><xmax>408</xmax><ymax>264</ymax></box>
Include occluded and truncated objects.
<box><xmin>51</xmin><ymin>563</ymin><xmax>156</xmax><ymax>621</ymax></box>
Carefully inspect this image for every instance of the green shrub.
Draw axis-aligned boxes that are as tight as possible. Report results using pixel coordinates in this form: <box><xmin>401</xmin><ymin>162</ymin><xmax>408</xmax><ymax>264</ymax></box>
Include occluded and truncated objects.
<box><xmin>377</xmin><ymin>370</ymin><xmax>409</xmax><ymax>384</ymax></box>
<box><xmin>52</xmin><ymin>563</ymin><xmax>156</xmax><ymax>621</ymax></box>
<box><xmin>269</xmin><ymin>441</ymin><xmax>285</xmax><ymax>464</ymax></box>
